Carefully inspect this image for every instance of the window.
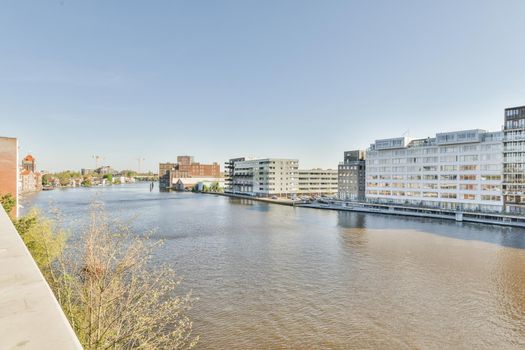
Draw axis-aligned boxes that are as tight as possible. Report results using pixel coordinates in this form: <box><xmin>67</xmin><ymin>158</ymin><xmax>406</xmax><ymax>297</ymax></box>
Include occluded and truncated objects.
<box><xmin>440</xmin><ymin>184</ymin><xmax>457</xmax><ymax>190</ymax></box>
<box><xmin>440</xmin><ymin>155</ymin><xmax>456</xmax><ymax>162</ymax></box>
<box><xmin>423</xmin><ymin>192</ymin><xmax>438</xmax><ymax>198</ymax></box>
<box><xmin>440</xmin><ymin>165</ymin><xmax>457</xmax><ymax>171</ymax></box>
<box><xmin>440</xmin><ymin>175</ymin><xmax>457</xmax><ymax>181</ymax></box>
<box><xmin>480</xmin><ymin>175</ymin><xmax>501</xmax><ymax>181</ymax></box>
<box><xmin>459</xmin><ymin>165</ymin><xmax>478</xmax><ymax>171</ymax></box>
<box><xmin>481</xmin><ymin>195</ymin><xmax>501</xmax><ymax>201</ymax></box>
<box><xmin>459</xmin><ymin>155</ymin><xmax>479</xmax><ymax>162</ymax></box>
<box><xmin>481</xmin><ymin>184</ymin><xmax>500</xmax><ymax>191</ymax></box>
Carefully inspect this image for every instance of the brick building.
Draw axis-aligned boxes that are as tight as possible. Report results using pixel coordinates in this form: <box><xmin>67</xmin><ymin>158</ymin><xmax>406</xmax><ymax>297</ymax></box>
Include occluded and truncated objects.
<box><xmin>19</xmin><ymin>154</ymin><xmax>43</xmax><ymax>194</ymax></box>
<box><xmin>159</xmin><ymin>156</ymin><xmax>221</xmax><ymax>191</ymax></box>
<box><xmin>22</xmin><ymin>154</ymin><xmax>36</xmax><ymax>172</ymax></box>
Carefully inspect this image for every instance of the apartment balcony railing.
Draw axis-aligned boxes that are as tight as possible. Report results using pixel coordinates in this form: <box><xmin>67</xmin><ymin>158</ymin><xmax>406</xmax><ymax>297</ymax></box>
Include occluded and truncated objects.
<box><xmin>0</xmin><ymin>207</ymin><xmax>82</xmax><ymax>349</ymax></box>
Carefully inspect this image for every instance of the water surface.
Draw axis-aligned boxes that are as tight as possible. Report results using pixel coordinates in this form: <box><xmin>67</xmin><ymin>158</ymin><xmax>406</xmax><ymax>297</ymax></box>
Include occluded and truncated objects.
<box><xmin>22</xmin><ymin>183</ymin><xmax>525</xmax><ymax>349</ymax></box>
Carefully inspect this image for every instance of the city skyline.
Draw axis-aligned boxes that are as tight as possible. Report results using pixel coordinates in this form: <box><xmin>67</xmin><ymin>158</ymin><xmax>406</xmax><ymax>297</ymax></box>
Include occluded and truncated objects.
<box><xmin>2</xmin><ymin>1</ymin><xmax>525</xmax><ymax>172</ymax></box>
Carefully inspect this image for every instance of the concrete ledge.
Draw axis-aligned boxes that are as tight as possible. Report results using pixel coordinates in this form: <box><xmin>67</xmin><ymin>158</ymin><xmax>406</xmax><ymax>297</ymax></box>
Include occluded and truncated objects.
<box><xmin>0</xmin><ymin>207</ymin><xmax>82</xmax><ymax>349</ymax></box>
<box><xmin>201</xmin><ymin>191</ymin><xmax>296</xmax><ymax>206</ymax></box>
<box><xmin>299</xmin><ymin>202</ymin><xmax>525</xmax><ymax>228</ymax></box>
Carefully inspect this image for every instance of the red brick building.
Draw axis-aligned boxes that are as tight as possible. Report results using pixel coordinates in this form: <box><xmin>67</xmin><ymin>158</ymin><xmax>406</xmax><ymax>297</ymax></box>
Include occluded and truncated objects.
<box><xmin>175</xmin><ymin>155</ymin><xmax>220</xmax><ymax>177</ymax></box>
<box><xmin>159</xmin><ymin>156</ymin><xmax>221</xmax><ymax>191</ymax></box>
<box><xmin>0</xmin><ymin>137</ymin><xmax>18</xmax><ymax>217</ymax></box>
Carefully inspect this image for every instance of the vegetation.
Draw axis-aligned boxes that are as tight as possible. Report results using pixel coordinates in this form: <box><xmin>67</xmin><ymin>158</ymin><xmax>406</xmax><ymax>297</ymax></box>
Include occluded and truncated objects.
<box><xmin>0</xmin><ymin>192</ymin><xmax>16</xmax><ymax>215</ymax></box>
<box><xmin>191</xmin><ymin>182</ymin><xmax>223</xmax><ymax>193</ymax></box>
<box><xmin>10</xmin><ymin>204</ymin><xmax>198</xmax><ymax>349</ymax></box>
<box><xmin>209</xmin><ymin>182</ymin><xmax>222</xmax><ymax>193</ymax></box>
<box><xmin>15</xmin><ymin>209</ymin><xmax>67</xmax><ymax>272</ymax></box>
<box><xmin>120</xmin><ymin>170</ymin><xmax>138</xmax><ymax>178</ymax></box>
<box><xmin>103</xmin><ymin>174</ymin><xmax>113</xmax><ymax>183</ymax></box>
<box><xmin>42</xmin><ymin>173</ymin><xmax>52</xmax><ymax>186</ymax></box>
<box><xmin>46</xmin><ymin>171</ymin><xmax>83</xmax><ymax>187</ymax></box>
<box><xmin>81</xmin><ymin>176</ymin><xmax>93</xmax><ymax>187</ymax></box>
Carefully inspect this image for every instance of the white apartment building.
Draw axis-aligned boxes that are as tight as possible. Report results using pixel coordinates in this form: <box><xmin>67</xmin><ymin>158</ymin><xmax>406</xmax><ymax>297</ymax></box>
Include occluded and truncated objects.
<box><xmin>365</xmin><ymin>129</ymin><xmax>503</xmax><ymax>213</ymax></box>
<box><xmin>226</xmin><ymin>158</ymin><xmax>299</xmax><ymax>197</ymax></box>
<box><xmin>298</xmin><ymin>169</ymin><xmax>338</xmax><ymax>197</ymax></box>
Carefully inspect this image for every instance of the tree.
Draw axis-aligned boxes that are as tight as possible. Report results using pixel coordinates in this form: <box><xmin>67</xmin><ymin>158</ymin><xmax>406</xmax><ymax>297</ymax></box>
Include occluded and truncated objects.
<box><xmin>81</xmin><ymin>177</ymin><xmax>92</xmax><ymax>187</ymax></box>
<box><xmin>15</xmin><ymin>209</ymin><xmax>66</xmax><ymax>274</ymax></box>
<box><xmin>103</xmin><ymin>174</ymin><xmax>113</xmax><ymax>183</ymax></box>
<box><xmin>120</xmin><ymin>170</ymin><xmax>137</xmax><ymax>178</ymax></box>
<box><xmin>16</xmin><ymin>204</ymin><xmax>197</xmax><ymax>349</ymax></box>
<box><xmin>209</xmin><ymin>182</ymin><xmax>222</xmax><ymax>193</ymax></box>
<box><xmin>42</xmin><ymin>174</ymin><xmax>51</xmax><ymax>186</ymax></box>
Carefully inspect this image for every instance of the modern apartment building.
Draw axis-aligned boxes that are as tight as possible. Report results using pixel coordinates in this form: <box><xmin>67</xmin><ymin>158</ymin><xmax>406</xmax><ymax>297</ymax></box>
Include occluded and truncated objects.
<box><xmin>225</xmin><ymin>158</ymin><xmax>299</xmax><ymax>198</ymax></box>
<box><xmin>365</xmin><ymin>129</ymin><xmax>503</xmax><ymax>213</ymax></box>
<box><xmin>0</xmin><ymin>137</ymin><xmax>18</xmax><ymax>217</ymax></box>
<box><xmin>159</xmin><ymin>156</ymin><xmax>221</xmax><ymax>191</ymax></box>
<box><xmin>298</xmin><ymin>169</ymin><xmax>338</xmax><ymax>197</ymax></box>
<box><xmin>503</xmin><ymin>105</ymin><xmax>525</xmax><ymax>214</ymax></box>
<box><xmin>224</xmin><ymin>157</ymin><xmax>247</xmax><ymax>192</ymax></box>
<box><xmin>338</xmin><ymin>150</ymin><xmax>366</xmax><ymax>201</ymax></box>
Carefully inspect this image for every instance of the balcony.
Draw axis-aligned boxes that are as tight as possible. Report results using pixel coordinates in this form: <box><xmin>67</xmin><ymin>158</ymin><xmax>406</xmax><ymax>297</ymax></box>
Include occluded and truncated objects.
<box><xmin>0</xmin><ymin>207</ymin><xmax>82</xmax><ymax>349</ymax></box>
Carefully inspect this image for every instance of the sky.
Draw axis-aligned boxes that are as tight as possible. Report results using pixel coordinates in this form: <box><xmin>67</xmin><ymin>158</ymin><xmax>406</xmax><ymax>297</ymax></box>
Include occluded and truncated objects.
<box><xmin>1</xmin><ymin>0</ymin><xmax>525</xmax><ymax>172</ymax></box>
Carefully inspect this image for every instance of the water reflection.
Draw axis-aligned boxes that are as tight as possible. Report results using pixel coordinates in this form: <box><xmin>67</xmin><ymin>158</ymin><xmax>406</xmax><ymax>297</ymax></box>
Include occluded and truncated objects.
<box><xmin>336</xmin><ymin>210</ymin><xmax>525</xmax><ymax>249</ymax></box>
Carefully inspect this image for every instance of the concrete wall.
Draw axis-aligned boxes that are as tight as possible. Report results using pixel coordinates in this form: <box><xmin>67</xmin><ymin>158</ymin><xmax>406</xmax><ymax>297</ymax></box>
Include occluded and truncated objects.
<box><xmin>0</xmin><ymin>207</ymin><xmax>82</xmax><ymax>349</ymax></box>
<box><xmin>0</xmin><ymin>137</ymin><xmax>18</xmax><ymax>217</ymax></box>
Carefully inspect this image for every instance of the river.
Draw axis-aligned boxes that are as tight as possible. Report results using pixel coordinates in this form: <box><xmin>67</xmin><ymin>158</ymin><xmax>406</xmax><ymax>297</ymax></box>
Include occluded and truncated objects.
<box><xmin>21</xmin><ymin>183</ymin><xmax>525</xmax><ymax>349</ymax></box>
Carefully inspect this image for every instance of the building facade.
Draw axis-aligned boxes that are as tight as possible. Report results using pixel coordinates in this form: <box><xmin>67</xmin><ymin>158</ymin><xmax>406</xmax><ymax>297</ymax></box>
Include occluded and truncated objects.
<box><xmin>338</xmin><ymin>150</ymin><xmax>366</xmax><ymax>201</ymax></box>
<box><xmin>298</xmin><ymin>169</ymin><xmax>338</xmax><ymax>197</ymax></box>
<box><xmin>159</xmin><ymin>156</ymin><xmax>221</xmax><ymax>191</ymax></box>
<box><xmin>22</xmin><ymin>154</ymin><xmax>36</xmax><ymax>172</ymax></box>
<box><xmin>226</xmin><ymin>158</ymin><xmax>299</xmax><ymax>198</ymax></box>
<box><xmin>95</xmin><ymin>166</ymin><xmax>115</xmax><ymax>176</ymax></box>
<box><xmin>365</xmin><ymin>129</ymin><xmax>503</xmax><ymax>213</ymax></box>
<box><xmin>0</xmin><ymin>137</ymin><xmax>18</xmax><ymax>217</ymax></box>
<box><xmin>224</xmin><ymin>157</ymin><xmax>246</xmax><ymax>192</ymax></box>
<box><xmin>176</xmin><ymin>155</ymin><xmax>220</xmax><ymax>177</ymax></box>
<box><xmin>503</xmin><ymin>106</ymin><xmax>525</xmax><ymax>214</ymax></box>
<box><xmin>19</xmin><ymin>154</ymin><xmax>42</xmax><ymax>195</ymax></box>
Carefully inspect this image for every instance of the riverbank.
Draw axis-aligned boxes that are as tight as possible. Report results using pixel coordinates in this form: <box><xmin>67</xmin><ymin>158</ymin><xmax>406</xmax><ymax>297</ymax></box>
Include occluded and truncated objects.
<box><xmin>201</xmin><ymin>191</ymin><xmax>296</xmax><ymax>206</ymax></box>
<box><xmin>298</xmin><ymin>201</ymin><xmax>525</xmax><ymax>228</ymax></box>
<box><xmin>201</xmin><ymin>191</ymin><xmax>525</xmax><ymax>228</ymax></box>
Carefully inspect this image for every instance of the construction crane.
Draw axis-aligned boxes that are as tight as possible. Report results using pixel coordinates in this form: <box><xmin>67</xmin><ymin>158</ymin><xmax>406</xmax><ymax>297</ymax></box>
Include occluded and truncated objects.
<box><xmin>135</xmin><ymin>157</ymin><xmax>145</xmax><ymax>174</ymax></box>
<box><xmin>92</xmin><ymin>155</ymin><xmax>105</xmax><ymax>169</ymax></box>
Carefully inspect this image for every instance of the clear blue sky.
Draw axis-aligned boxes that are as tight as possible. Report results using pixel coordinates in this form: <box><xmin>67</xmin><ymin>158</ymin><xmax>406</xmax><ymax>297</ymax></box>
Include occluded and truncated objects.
<box><xmin>2</xmin><ymin>0</ymin><xmax>525</xmax><ymax>172</ymax></box>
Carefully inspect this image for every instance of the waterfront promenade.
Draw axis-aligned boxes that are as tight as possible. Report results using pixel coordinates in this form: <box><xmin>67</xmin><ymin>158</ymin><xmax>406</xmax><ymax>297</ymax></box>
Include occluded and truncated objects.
<box><xmin>207</xmin><ymin>191</ymin><xmax>525</xmax><ymax>228</ymax></box>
